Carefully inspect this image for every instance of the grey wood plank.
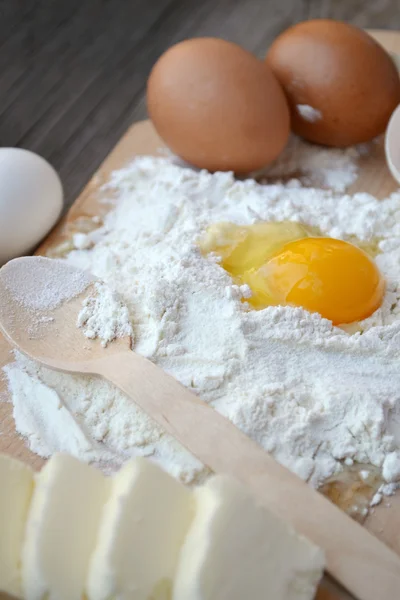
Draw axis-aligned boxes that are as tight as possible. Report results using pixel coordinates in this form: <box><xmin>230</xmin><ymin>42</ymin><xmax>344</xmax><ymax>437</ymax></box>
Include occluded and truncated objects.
<box><xmin>0</xmin><ymin>0</ymin><xmax>173</xmax><ymax>148</ymax></box>
<box><xmin>2</xmin><ymin>0</ymin><xmax>400</xmax><ymax>208</ymax></box>
<box><xmin>14</xmin><ymin>0</ymin><xmax>175</xmax><ymax>152</ymax></box>
<box><xmin>0</xmin><ymin>1</ymin><xmax>82</xmax><ymax>67</ymax></box>
<box><xmin>307</xmin><ymin>0</ymin><xmax>400</xmax><ymax>29</ymax></box>
<box><xmin>0</xmin><ymin>1</ymin><xmax>83</xmax><ymax>116</ymax></box>
<box><xmin>57</xmin><ymin>0</ymin><xmax>309</xmax><ymax>203</ymax></box>
<box><xmin>0</xmin><ymin>1</ymin><xmax>42</xmax><ymax>44</ymax></box>
<box><xmin>34</xmin><ymin>0</ymin><xmax>220</xmax><ymax>201</ymax></box>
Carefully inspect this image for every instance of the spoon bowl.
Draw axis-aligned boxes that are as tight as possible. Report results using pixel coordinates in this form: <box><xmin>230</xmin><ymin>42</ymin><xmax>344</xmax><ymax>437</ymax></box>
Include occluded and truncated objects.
<box><xmin>0</xmin><ymin>257</ymin><xmax>130</xmax><ymax>374</ymax></box>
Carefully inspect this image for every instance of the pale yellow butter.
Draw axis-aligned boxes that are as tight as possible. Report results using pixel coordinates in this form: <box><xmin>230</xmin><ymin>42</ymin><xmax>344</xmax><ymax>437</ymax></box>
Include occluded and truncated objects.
<box><xmin>0</xmin><ymin>455</ymin><xmax>33</xmax><ymax>599</ymax></box>
<box><xmin>173</xmin><ymin>475</ymin><xmax>325</xmax><ymax>600</ymax></box>
<box><xmin>86</xmin><ymin>458</ymin><xmax>193</xmax><ymax>600</ymax></box>
<box><xmin>22</xmin><ymin>454</ymin><xmax>110</xmax><ymax>600</ymax></box>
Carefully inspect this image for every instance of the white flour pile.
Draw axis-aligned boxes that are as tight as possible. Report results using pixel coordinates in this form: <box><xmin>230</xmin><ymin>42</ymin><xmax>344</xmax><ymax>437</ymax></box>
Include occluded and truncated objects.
<box><xmin>5</xmin><ymin>146</ymin><xmax>400</xmax><ymax>492</ymax></box>
<box><xmin>263</xmin><ymin>134</ymin><xmax>367</xmax><ymax>192</ymax></box>
<box><xmin>77</xmin><ymin>281</ymin><xmax>133</xmax><ymax>346</ymax></box>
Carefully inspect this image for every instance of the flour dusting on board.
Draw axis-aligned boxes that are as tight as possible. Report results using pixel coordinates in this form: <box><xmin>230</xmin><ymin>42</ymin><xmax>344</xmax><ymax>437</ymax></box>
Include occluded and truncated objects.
<box><xmin>4</xmin><ymin>145</ymin><xmax>400</xmax><ymax>495</ymax></box>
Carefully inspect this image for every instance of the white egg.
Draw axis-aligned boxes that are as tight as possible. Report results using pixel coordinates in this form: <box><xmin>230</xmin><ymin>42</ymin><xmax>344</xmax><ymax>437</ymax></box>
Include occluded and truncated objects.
<box><xmin>0</xmin><ymin>148</ymin><xmax>63</xmax><ymax>265</ymax></box>
<box><xmin>385</xmin><ymin>103</ymin><xmax>400</xmax><ymax>185</ymax></box>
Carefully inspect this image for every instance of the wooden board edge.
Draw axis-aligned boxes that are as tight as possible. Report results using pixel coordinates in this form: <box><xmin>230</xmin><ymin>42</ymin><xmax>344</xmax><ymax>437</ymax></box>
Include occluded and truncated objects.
<box><xmin>38</xmin><ymin>120</ymin><xmax>164</xmax><ymax>255</ymax></box>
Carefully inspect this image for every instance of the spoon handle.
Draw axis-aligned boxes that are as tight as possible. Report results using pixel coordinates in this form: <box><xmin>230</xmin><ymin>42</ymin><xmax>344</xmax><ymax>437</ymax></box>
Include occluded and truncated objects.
<box><xmin>99</xmin><ymin>350</ymin><xmax>400</xmax><ymax>600</ymax></box>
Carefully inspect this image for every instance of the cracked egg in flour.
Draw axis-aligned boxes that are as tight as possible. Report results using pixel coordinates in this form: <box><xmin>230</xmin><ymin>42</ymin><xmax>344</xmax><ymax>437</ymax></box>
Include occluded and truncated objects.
<box><xmin>199</xmin><ymin>221</ymin><xmax>385</xmax><ymax>325</ymax></box>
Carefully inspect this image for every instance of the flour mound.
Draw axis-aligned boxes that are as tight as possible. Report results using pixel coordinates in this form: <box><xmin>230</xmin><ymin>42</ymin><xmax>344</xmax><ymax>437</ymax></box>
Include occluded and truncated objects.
<box><xmin>262</xmin><ymin>135</ymin><xmax>370</xmax><ymax>192</ymax></box>
<box><xmin>77</xmin><ymin>281</ymin><xmax>133</xmax><ymax>346</ymax></box>
<box><xmin>5</xmin><ymin>155</ymin><xmax>400</xmax><ymax>489</ymax></box>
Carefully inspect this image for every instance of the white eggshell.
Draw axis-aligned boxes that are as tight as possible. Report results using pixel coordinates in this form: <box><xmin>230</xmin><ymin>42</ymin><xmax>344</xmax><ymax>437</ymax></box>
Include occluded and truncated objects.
<box><xmin>0</xmin><ymin>148</ymin><xmax>63</xmax><ymax>265</ymax></box>
<box><xmin>385</xmin><ymin>103</ymin><xmax>400</xmax><ymax>185</ymax></box>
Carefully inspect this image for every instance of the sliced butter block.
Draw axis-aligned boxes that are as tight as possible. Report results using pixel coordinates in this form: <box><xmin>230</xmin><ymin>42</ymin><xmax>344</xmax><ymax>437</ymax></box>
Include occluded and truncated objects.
<box><xmin>86</xmin><ymin>457</ymin><xmax>194</xmax><ymax>600</ymax></box>
<box><xmin>0</xmin><ymin>455</ymin><xmax>34</xmax><ymax>598</ymax></box>
<box><xmin>173</xmin><ymin>475</ymin><xmax>324</xmax><ymax>600</ymax></box>
<box><xmin>22</xmin><ymin>453</ymin><xmax>110</xmax><ymax>600</ymax></box>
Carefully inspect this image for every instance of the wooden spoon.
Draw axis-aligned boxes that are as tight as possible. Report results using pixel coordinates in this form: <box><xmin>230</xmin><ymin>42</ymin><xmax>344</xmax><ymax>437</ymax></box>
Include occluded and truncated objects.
<box><xmin>0</xmin><ymin>256</ymin><xmax>400</xmax><ymax>600</ymax></box>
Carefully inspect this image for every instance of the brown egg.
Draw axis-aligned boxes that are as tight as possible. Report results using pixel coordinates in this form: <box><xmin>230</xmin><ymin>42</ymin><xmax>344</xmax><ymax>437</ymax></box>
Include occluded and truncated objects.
<box><xmin>266</xmin><ymin>20</ymin><xmax>400</xmax><ymax>147</ymax></box>
<box><xmin>147</xmin><ymin>38</ymin><xmax>290</xmax><ymax>173</ymax></box>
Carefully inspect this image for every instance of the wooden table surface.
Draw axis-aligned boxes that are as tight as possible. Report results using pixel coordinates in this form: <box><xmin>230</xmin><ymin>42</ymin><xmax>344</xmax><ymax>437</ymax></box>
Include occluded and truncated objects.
<box><xmin>3</xmin><ymin>0</ymin><xmax>400</xmax><ymax>209</ymax></box>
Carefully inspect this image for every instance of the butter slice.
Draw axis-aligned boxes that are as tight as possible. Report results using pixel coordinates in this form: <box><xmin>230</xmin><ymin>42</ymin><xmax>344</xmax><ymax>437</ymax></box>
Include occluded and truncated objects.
<box><xmin>0</xmin><ymin>455</ymin><xmax>33</xmax><ymax>598</ymax></box>
<box><xmin>22</xmin><ymin>454</ymin><xmax>110</xmax><ymax>600</ymax></box>
<box><xmin>173</xmin><ymin>476</ymin><xmax>324</xmax><ymax>600</ymax></box>
<box><xmin>87</xmin><ymin>458</ymin><xmax>193</xmax><ymax>600</ymax></box>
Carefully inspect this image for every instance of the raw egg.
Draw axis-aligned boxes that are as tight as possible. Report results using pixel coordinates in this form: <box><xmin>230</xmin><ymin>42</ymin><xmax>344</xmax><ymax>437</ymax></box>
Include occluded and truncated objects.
<box><xmin>0</xmin><ymin>149</ymin><xmax>63</xmax><ymax>265</ymax></box>
<box><xmin>266</xmin><ymin>20</ymin><xmax>400</xmax><ymax>146</ymax></box>
<box><xmin>147</xmin><ymin>38</ymin><xmax>290</xmax><ymax>173</ymax></box>
<box><xmin>200</xmin><ymin>221</ymin><xmax>310</xmax><ymax>275</ymax></box>
<box><xmin>200</xmin><ymin>221</ymin><xmax>385</xmax><ymax>324</ymax></box>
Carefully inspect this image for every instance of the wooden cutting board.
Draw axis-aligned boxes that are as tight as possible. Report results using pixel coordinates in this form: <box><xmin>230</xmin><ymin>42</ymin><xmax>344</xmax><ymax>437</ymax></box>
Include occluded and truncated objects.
<box><xmin>1</xmin><ymin>29</ymin><xmax>400</xmax><ymax>600</ymax></box>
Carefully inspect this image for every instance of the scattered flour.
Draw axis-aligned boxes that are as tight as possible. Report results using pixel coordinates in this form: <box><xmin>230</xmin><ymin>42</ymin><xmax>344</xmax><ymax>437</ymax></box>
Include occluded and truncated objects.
<box><xmin>359</xmin><ymin>470</ymin><xmax>370</xmax><ymax>481</ymax></box>
<box><xmin>382</xmin><ymin>452</ymin><xmax>400</xmax><ymax>483</ymax></box>
<box><xmin>262</xmin><ymin>135</ymin><xmax>365</xmax><ymax>192</ymax></box>
<box><xmin>370</xmin><ymin>492</ymin><xmax>383</xmax><ymax>507</ymax></box>
<box><xmin>77</xmin><ymin>281</ymin><xmax>133</xmax><ymax>346</ymax></box>
<box><xmin>5</xmin><ymin>152</ymin><xmax>400</xmax><ymax>491</ymax></box>
<box><xmin>296</xmin><ymin>104</ymin><xmax>322</xmax><ymax>123</ymax></box>
<box><xmin>72</xmin><ymin>232</ymin><xmax>93</xmax><ymax>250</ymax></box>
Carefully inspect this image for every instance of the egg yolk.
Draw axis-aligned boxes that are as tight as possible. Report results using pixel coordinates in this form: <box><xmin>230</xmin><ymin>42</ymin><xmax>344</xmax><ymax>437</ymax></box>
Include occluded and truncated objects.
<box><xmin>244</xmin><ymin>237</ymin><xmax>384</xmax><ymax>324</ymax></box>
<box><xmin>199</xmin><ymin>222</ymin><xmax>385</xmax><ymax>324</ymax></box>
